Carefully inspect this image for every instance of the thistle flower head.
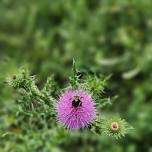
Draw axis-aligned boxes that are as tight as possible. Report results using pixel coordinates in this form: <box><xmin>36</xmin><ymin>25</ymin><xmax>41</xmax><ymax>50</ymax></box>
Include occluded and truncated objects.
<box><xmin>99</xmin><ymin>116</ymin><xmax>133</xmax><ymax>139</ymax></box>
<box><xmin>56</xmin><ymin>89</ymin><xmax>96</xmax><ymax>129</ymax></box>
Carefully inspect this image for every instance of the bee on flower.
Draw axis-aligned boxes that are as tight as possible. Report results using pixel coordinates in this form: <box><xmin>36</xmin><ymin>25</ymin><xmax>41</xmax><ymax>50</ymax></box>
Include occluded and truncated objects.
<box><xmin>55</xmin><ymin>89</ymin><xmax>96</xmax><ymax>130</ymax></box>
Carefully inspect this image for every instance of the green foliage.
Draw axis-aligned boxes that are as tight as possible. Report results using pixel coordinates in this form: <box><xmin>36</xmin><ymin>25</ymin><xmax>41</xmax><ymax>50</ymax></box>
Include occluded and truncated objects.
<box><xmin>7</xmin><ymin>69</ymin><xmax>55</xmax><ymax>115</ymax></box>
<box><xmin>6</xmin><ymin>64</ymin><xmax>132</xmax><ymax>139</ymax></box>
<box><xmin>1</xmin><ymin>61</ymin><xmax>133</xmax><ymax>152</ymax></box>
<box><xmin>69</xmin><ymin>59</ymin><xmax>79</xmax><ymax>89</ymax></box>
<box><xmin>0</xmin><ymin>0</ymin><xmax>152</xmax><ymax>151</ymax></box>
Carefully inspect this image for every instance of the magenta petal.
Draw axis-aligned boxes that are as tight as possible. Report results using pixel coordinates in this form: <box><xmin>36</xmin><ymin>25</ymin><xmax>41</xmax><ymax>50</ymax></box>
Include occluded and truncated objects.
<box><xmin>56</xmin><ymin>89</ymin><xmax>96</xmax><ymax>129</ymax></box>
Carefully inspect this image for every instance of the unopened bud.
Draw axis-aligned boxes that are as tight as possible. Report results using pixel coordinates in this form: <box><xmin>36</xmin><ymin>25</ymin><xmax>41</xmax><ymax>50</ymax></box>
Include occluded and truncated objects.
<box><xmin>111</xmin><ymin>122</ymin><xmax>119</xmax><ymax>131</ymax></box>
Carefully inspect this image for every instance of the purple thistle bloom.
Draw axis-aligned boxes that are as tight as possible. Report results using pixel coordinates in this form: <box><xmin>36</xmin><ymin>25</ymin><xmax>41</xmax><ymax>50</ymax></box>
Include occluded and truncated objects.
<box><xmin>56</xmin><ymin>89</ymin><xmax>96</xmax><ymax>129</ymax></box>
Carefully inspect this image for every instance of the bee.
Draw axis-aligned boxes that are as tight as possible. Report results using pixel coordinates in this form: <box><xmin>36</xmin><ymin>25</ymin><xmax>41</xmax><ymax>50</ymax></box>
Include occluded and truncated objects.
<box><xmin>71</xmin><ymin>96</ymin><xmax>83</xmax><ymax>108</ymax></box>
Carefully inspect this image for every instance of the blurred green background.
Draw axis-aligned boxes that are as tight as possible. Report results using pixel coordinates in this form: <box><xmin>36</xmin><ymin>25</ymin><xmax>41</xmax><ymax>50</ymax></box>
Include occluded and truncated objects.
<box><xmin>0</xmin><ymin>0</ymin><xmax>152</xmax><ymax>152</ymax></box>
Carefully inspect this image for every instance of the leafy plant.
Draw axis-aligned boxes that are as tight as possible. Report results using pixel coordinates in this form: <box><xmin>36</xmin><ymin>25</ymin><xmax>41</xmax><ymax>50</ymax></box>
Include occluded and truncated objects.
<box><xmin>5</xmin><ymin>60</ymin><xmax>132</xmax><ymax>141</ymax></box>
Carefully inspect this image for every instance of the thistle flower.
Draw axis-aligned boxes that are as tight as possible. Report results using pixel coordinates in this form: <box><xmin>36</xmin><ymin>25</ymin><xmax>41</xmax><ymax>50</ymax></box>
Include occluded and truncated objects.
<box><xmin>99</xmin><ymin>116</ymin><xmax>133</xmax><ymax>139</ymax></box>
<box><xmin>56</xmin><ymin>89</ymin><xmax>96</xmax><ymax>129</ymax></box>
